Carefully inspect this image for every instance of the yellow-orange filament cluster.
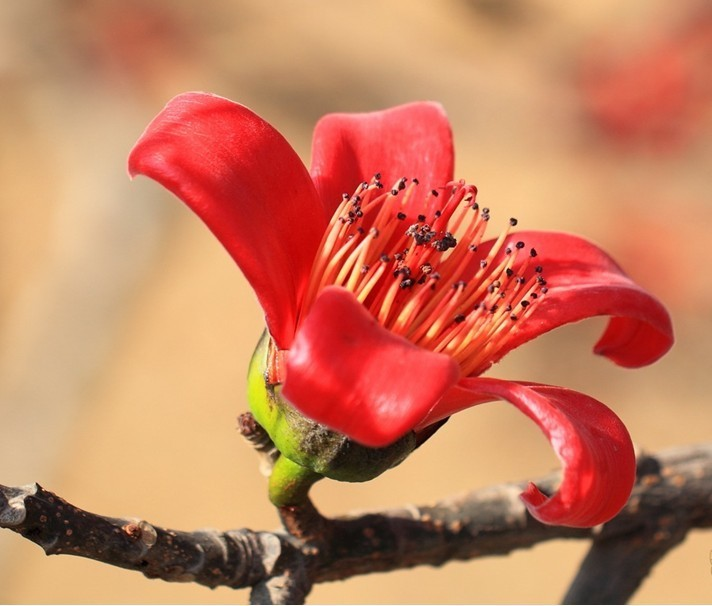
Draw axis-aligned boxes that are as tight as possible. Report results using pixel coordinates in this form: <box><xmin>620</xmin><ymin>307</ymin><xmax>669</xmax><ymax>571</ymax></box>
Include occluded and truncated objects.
<box><xmin>300</xmin><ymin>175</ymin><xmax>548</xmax><ymax>376</ymax></box>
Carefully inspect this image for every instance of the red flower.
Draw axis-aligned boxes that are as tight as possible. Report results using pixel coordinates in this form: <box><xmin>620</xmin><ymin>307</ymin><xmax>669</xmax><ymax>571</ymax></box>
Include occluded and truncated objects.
<box><xmin>129</xmin><ymin>93</ymin><xmax>673</xmax><ymax>527</ymax></box>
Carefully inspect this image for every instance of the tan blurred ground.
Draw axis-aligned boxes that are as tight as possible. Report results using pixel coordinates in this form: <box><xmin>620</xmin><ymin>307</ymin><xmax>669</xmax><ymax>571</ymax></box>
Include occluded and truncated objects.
<box><xmin>1</xmin><ymin>0</ymin><xmax>710</xmax><ymax>603</ymax></box>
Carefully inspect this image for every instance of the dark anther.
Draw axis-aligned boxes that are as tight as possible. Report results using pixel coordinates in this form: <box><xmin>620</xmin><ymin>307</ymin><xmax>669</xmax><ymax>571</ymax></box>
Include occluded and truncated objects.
<box><xmin>471</xmin><ymin>202</ymin><xmax>479</xmax><ymax>211</ymax></box>
<box><xmin>420</xmin><ymin>262</ymin><xmax>433</xmax><ymax>274</ymax></box>
<box><xmin>454</xmin><ymin>313</ymin><xmax>466</xmax><ymax>324</ymax></box>
<box><xmin>374</xmin><ymin>172</ymin><xmax>382</xmax><ymax>180</ymax></box>
<box><xmin>535</xmin><ymin>265</ymin><xmax>543</xmax><ymax>273</ymax></box>
<box><xmin>516</xmin><ymin>241</ymin><xmax>525</xmax><ymax>249</ymax></box>
<box><xmin>413</xmin><ymin>231</ymin><xmax>434</xmax><ymax>245</ymax></box>
<box><xmin>506</xmin><ymin>268</ymin><xmax>514</xmax><ymax>277</ymax></box>
<box><xmin>468</xmin><ymin>244</ymin><xmax>478</xmax><ymax>252</ymax></box>
<box><xmin>505</xmin><ymin>247</ymin><xmax>512</xmax><ymax>255</ymax></box>
<box><xmin>480</xmin><ymin>260</ymin><xmax>488</xmax><ymax>268</ymax></box>
<box><xmin>357</xmin><ymin>226</ymin><xmax>365</xmax><ymax>234</ymax></box>
<box><xmin>516</xmin><ymin>276</ymin><xmax>525</xmax><ymax>284</ymax></box>
<box><xmin>541</xmin><ymin>286</ymin><xmax>549</xmax><ymax>294</ymax></box>
<box><xmin>361</xmin><ymin>264</ymin><xmax>370</xmax><ymax>274</ymax></box>
<box><xmin>394</xmin><ymin>266</ymin><xmax>412</xmax><ymax>278</ymax></box>
<box><xmin>537</xmin><ymin>276</ymin><xmax>547</xmax><ymax>285</ymax></box>
<box><xmin>397</xmin><ymin>212</ymin><xmax>407</xmax><ymax>220</ymax></box>
<box><xmin>370</xmin><ymin>227</ymin><xmax>379</xmax><ymax>238</ymax></box>
<box><xmin>400</xmin><ymin>278</ymin><xmax>414</xmax><ymax>289</ymax></box>
<box><xmin>510</xmin><ymin>314</ymin><xmax>518</xmax><ymax>321</ymax></box>
<box><xmin>431</xmin><ymin>189</ymin><xmax>439</xmax><ymax>197</ymax></box>
<box><xmin>413</xmin><ymin>178</ymin><xmax>420</xmax><ymax>184</ymax></box>
<box><xmin>453</xmin><ymin>280</ymin><xmax>467</xmax><ymax>290</ymax></box>
<box><xmin>434</xmin><ymin>210</ymin><xmax>442</xmax><ymax>218</ymax></box>
<box><xmin>505</xmin><ymin>304</ymin><xmax>512</xmax><ymax>311</ymax></box>
<box><xmin>391</xmin><ymin>188</ymin><xmax>399</xmax><ymax>195</ymax></box>
<box><xmin>489</xmin><ymin>304</ymin><xmax>499</xmax><ymax>314</ymax></box>
<box><xmin>380</xmin><ymin>254</ymin><xmax>391</xmax><ymax>263</ymax></box>
<box><xmin>433</xmin><ymin>232</ymin><xmax>457</xmax><ymax>252</ymax></box>
<box><xmin>398</xmin><ymin>178</ymin><xmax>407</xmax><ymax>190</ymax></box>
<box><xmin>418</xmin><ymin>214</ymin><xmax>427</xmax><ymax>222</ymax></box>
<box><xmin>521</xmin><ymin>300</ymin><xmax>530</xmax><ymax>308</ymax></box>
<box><xmin>408</xmin><ymin>224</ymin><xmax>436</xmax><ymax>246</ymax></box>
<box><xmin>530</xmin><ymin>292</ymin><xmax>538</xmax><ymax>299</ymax></box>
<box><xmin>509</xmin><ymin>217</ymin><xmax>518</xmax><ymax>226</ymax></box>
<box><xmin>482</xmin><ymin>207</ymin><xmax>490</xmax><ymax>214</ymax></box>
<box><xmin>530</xmin><ymin>248</ymin><xmax>538</xmax><ymax>257</ymax></box>
<box><xmin>342</xmin><ymin>193</ymin><xmax>349</xmax><ymax>200</ymax></box>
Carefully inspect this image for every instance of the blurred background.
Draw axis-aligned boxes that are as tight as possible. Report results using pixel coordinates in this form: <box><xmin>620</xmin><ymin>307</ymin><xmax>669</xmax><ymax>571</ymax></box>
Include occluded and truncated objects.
<box><xmin>0</xmin><ymin>0</ymin><xmax>710</xmax><ymax>603</ymax></box>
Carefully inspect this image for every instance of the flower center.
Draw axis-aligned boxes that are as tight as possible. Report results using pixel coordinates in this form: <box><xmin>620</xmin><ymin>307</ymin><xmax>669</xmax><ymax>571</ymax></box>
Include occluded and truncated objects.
<box><xmin>299</xmin><ymin>175</ymin><xmax>548</xmax><ymax>377</ymax></box>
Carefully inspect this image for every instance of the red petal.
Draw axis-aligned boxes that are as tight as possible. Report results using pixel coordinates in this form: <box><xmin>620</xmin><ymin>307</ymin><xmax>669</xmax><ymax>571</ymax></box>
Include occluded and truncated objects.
<box><xmin>128</xmin><ymin>92</ymin><xmax>326</xmax><ymax>348</ymax></box>
<box><xmin>282</xmin><ymin>286</ymin><xmax>461</xmax><ymax>448</ymax></box>
<box><xmin>473</xmin><ymin>231</ymin><xmax>673</xmax><ymax>371</ymax></box>
<box><xmin>309</xmin><ymin>102</ymin><xmax>454</xmax><ymax>214</ymax></box>
<box><xmin>425</xmin><ymin>378</ymin><xmax>636</xmax><ymax>528</ymax></box>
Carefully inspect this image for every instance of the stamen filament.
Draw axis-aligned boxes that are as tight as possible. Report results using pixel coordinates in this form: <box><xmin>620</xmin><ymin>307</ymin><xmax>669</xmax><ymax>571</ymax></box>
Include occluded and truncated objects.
<box><xmin>297</xmin><ymin>173</ymin><xmax>548</xmax><ymax>380</ymax></box>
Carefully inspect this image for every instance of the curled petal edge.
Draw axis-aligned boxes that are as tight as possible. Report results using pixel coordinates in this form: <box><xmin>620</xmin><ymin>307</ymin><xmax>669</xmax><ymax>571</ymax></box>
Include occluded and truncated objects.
<box><xmin>420</xmin><ymin>377</ymin><xmax>636</xmax><ymax>528</ymax></box>
<box><xmin>466</xmin><ymin>231</ymin><xmax>673</xmax><ymax>374</ymax></box>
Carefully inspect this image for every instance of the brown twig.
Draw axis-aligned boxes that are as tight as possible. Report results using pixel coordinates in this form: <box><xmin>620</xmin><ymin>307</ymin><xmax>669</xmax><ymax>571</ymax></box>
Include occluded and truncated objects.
<box><xmin>562</xmin><ymin>449</ymin><xmax>712</xmax><ymax>604</ymax></box>
<box><xmin>1</xmin><ymin>443</ymin><xmax>711</xmax><ymax>604</ymax></box>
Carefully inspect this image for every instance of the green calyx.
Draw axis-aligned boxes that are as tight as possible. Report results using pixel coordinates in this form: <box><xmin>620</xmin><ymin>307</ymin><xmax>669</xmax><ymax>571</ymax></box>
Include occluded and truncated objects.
<box><xmin>247</xmin><ymin>331</ymin><xmax>417</xmax><ymax>506</ymax></box>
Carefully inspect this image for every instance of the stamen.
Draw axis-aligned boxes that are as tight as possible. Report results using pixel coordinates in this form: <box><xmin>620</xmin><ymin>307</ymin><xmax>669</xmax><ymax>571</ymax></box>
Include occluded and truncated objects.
<box><xmin>297</xmin><ymin>174</ymin><xmax>548</xmax><ymax>376</ymax></box>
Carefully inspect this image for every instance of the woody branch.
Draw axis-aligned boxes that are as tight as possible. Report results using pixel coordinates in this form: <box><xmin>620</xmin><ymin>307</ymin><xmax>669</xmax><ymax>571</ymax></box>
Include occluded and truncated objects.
<box><xmin>1</xmin><ymin>441</ymin><xmax>711</xmax><ymax>605</ymax></box>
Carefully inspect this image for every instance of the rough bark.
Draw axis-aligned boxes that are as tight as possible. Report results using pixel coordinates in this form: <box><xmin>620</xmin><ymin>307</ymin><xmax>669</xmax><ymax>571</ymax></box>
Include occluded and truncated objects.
<box><xmin>1</xmin><ymin>442</ymin><xmax>711</xmax><ymax>604</ymax></box>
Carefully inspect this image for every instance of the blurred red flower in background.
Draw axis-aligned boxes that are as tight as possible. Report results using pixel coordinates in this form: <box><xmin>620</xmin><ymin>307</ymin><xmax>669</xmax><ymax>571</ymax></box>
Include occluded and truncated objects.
<box><xmin>579</xmin><ymin>10</ymin><xmax>712</xmax><ymax>151</ymax></box>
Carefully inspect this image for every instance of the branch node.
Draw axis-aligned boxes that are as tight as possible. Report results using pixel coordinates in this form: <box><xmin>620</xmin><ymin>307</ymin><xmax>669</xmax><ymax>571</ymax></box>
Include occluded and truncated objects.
<box><xmin>278</xmin><ymin>498</ymin><xmax>331</xmax><ymax>544</ymax></box>
<box><xmin>238</xmin><ymin>412</ymin><xmax>279</xmax><ymax>476</ymax></box>
<box><xmin>120</xmin><ymin>519</ymin><xmax>158</xmax><ymax>552</ymax></box>
<box><xmin>0</xmin><ymin>483</ymin><xmax>37</xmax><ymax>526</ymax></box>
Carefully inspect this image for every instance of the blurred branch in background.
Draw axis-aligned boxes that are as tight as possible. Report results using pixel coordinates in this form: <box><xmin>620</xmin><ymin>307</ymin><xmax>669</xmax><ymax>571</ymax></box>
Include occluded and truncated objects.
<box><xmin>0</xmin><ymin>1</ymin><xmax>205</xmax><ymax>481</ymax></box>
<box><xmin>0</xmin><ymin>0</ymin><xmax>207</xmax><ymax>572</ymax></box>
<box><xmin>1</xmin><ymin>441</ymin><xmax>711</xmax><ymax>604</ymax></box>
